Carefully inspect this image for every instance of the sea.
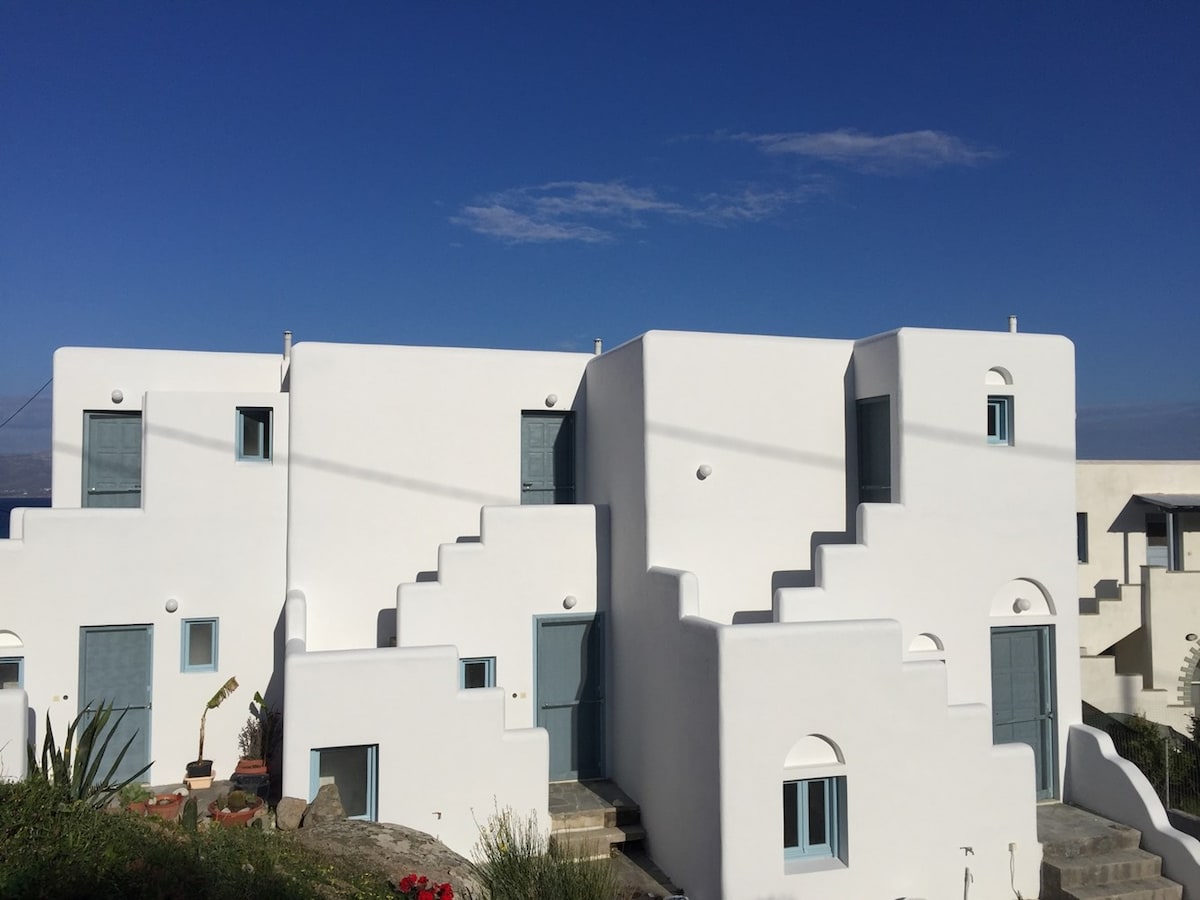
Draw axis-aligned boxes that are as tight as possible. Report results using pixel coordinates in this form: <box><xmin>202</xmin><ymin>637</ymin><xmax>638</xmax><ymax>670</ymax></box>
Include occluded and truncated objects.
<box><xmin>0</xmin><ymin>497</ymin><xmax>51</xmax><ymax>540</ymax></box>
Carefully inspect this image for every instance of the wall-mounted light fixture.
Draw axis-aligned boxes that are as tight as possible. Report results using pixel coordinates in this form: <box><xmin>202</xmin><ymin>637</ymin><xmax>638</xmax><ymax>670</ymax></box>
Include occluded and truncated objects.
<box><xmin>696</xmin><ymin>464</ymin><xmax>713</xmax><ymax>481</ymax></box>
<box><xmin>545</xmin><ymin>394</ymin><xmax>558</xmax><ymax>408</ymax></box>
<box><xmin>111</xmin><ymin>389</ymin><xmax>124</xmax><ymax>404</ymax></box>
<box><xmin>165</xmin><ymin>598</ymin><xmax>179</xmax><ymax>613</ymax></box>
<box><xmin>1012</xmin><ymin>597</ymin><xmax>1032</xmax><ymax>613</ymax></box>
<box><xmin>562</xmin><ymin>595</ymin><xmax>577</xmax><ymax>610</ymax></box>
<box><xmin>1187</xmin><ymin>633</ymin><xmax>1198</xmax><ymax>642</ymax></box>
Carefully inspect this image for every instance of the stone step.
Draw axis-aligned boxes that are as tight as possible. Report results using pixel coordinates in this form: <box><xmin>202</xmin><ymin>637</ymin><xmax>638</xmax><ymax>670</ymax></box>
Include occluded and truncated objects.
<box><xmin>1039</xmin><ymin>803</ymin><xmax>1143</xmax><ymax>857</ymax></box>
<box><xmin>550</xmin><ymin>823</ymin><xmax>648</xmax><ymax>860</ymax></box>
<box><xmin>550</xmin><ymin>804</ymin><xmax>640</xmax><ymax>832</ymax></box>
<box><xmin>1042</xmin><ymin>847</ymin><xmax>1163</xmax><ymax>891</ymax></box>
<box><xmin>1053</xmin><ymin>876</ymin><xmax>1183</xmax><ymax>900</ymax></box>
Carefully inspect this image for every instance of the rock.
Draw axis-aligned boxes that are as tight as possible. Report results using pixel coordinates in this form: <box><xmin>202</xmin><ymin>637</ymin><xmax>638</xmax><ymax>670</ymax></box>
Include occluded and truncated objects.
<box><xmin>276</xmin><ymin>796</ymin><xmax>307</xmax><ymax>831</ymax></box>
<box><xmin>295</xmin><ymin>819</ymin><xmax>486</xmax><ymax>900</ymax></box>
<box><xmin>302</xmin><ymin>783</ymin><xmax>346</xmax><ymax>827</ymax></box>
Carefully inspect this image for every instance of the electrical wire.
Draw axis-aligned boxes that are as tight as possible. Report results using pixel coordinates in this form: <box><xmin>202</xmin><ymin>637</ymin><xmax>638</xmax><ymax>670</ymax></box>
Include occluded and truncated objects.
<box><xmin>0</xmin><ymin>377</ymin><xmax>52</xmax><ymax>432</ymax></box>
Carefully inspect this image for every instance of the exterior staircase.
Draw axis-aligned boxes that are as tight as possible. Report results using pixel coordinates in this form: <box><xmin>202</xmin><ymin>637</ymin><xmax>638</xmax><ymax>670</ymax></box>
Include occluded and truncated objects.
<box><xmin>548</xmin><ymin>780</ymin><xmax>647</xmax><ymax>860</ymax></box>
<box><xmin>1039</xmin><ymin>803</ymin><xmax>1183</xmax><ymax>900</ymax></box>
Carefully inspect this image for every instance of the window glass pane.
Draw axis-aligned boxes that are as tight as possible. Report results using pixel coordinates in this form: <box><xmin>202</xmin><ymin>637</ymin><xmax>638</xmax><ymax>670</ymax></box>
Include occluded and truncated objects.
<box><xmin>807</xmin><ymin>779</ymin><xmax>827</xmax><ymax>845</ymax></box>
<box><xmin>318</xmin><ymin>746</ymin><xmax>371</xmax><ymax>818</ymax></box>
<box><xmin>188</xmin><ymin>622</ymin><xmax>214</xmax><ymax>667</ymax></box>
<box><xmin>782</xmin><ymin>782</ymin><xmax>799</xmax><ymax>849</ymax></box>
<box><xmin>1076</xmin><ymin>513</ymin><xmax>1088</xmax><ymax>563</ymax></box>
<box><xmin>242</xmin><ymin>414</ymin><xmax>262</xmax><ymax>458</ymax></box>
<box><xmin>0</xmin><ymin>659</ymin><xmax>20</xmax><ymax>689</ymax></box>
<box><xmin>463</xmin><ymin>661</ymin><xmax>489</xmax><ymax>689</ymax></box>
<box><xmin>856</xmin><ymin>396</ymin><xmax>891</xmax><ymax>503</ymax></box>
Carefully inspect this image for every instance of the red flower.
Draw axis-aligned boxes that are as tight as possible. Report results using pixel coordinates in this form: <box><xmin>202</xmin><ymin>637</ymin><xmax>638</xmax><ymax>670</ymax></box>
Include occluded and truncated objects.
<box><xmin>438</xmin><ymin>884</ymin><xmax>454</xmax><ymax>900</ymax></box>
<box><xmin>418</xmin><ymin>876</ymin><xmax>429</xmax><ymax>885</ymax></box>
<box><xmin>399</xmin><ymin>875</ymin><xmax>416</xmax><ymax>892</ymax></box>
<box><xmin>418</xmin><ymin>891</ymin><xmax>434</xmax><ymax>900</ymax></box>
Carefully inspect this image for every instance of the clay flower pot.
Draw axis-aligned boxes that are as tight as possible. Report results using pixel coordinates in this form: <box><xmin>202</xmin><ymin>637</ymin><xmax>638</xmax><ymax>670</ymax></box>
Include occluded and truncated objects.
<box><xmin>208</xmin><ymin>795</ymin><xmax>264</xmax><ymax>827</ymax></box>
<box><xmin>143</xmin><ymin>794</ymin><xmax>183</xmax><ymax>822</ymax></box>
<box><xmin>234</xmin><ymin>757</ymin><xmax>268</xmax><ymax>776</ymax></box>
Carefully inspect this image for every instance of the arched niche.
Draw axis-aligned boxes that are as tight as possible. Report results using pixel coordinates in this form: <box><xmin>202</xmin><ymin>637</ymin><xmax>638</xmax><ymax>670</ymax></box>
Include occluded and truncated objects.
<box><xmin>989</xmin><ymin>578</ymin><xmax>1054</xmax><ymax>617</ymax></box>
<box><xmin>986</xmin><ymin>366</ymin><xmax>1013</xmax><ymax>386</ymax></box>
<box><xmin>0</xmin><ymin>630</ymin><xmax>23</xmax><ymax>650</ymax></box>
<box><xmin>784</xmin><ymin>734</ymin><xmax>843</xmax><ymax>768</ymax></box>
<box><xmin>908</xmin><ymin>632</ymin><xmax>944</xmax><ymax>653</ymax></box>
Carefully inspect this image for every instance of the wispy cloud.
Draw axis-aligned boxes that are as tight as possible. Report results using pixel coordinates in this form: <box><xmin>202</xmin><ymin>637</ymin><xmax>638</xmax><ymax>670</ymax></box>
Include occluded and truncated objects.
<box><xmin>728</xmin><ymin>128</ymin><xmax>1002</xmax><ymax>174</ymax></box>
<box><xmin>453</xmin><ymin>179</ymin><xmax>821</xmax><ymax>244</ymax></box>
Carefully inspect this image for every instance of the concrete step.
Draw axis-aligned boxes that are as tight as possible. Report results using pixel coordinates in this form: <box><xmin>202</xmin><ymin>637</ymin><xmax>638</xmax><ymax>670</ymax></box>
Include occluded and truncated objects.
<box><xmin>1039</xmin><ymin>803</ymin><xmax>1143</xmax><ymax>857</ymax></box>
<box><xmin>1042</xmin><ymin>847</ymin><xmax>1162</xmax><ymax>891</ymax></box>
<box><xmin>550</xmin><ymin>823</ymin><xmax>647</xmax><ymax>860</ymax></box>
<box><xmin>1054</xmin><ymin>876</ymin><xmax>1183</xmax><ymax>900</ymax></box>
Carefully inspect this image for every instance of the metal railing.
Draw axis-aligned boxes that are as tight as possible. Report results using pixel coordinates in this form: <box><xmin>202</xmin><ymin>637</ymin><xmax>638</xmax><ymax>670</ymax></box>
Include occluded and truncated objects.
<box><xmin>1083</xmin><ymin>702</ymin><xmax>1200</xmax><ymax>816</ymax></box>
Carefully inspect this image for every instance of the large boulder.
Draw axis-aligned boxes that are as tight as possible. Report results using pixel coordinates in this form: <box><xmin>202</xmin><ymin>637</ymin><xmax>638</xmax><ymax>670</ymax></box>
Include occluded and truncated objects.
<box><xmin>275</xmin><ymin>796</ymin><xmax>307</xmax><ymax>831</ymax></box>
<box><xmin>294</xmin><ymin>819</ymin><xmax>486</xmax><ymax>900</ymax></box>
<box><xmin>302</xmin><ymin>783</ymin><xmax>346</xmax><ymax>827</ymax></box>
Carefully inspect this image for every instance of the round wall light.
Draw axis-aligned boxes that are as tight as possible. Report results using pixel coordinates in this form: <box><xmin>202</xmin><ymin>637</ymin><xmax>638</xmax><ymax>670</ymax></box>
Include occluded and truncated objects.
<box><xmin>545</xmin><ymin>394</ymin><xmax>558</xmax><ymax>408</ymax></box>
<box><xmin>562</xmin><ymin>595</ymin><xmax>578</xmax><ymax>610</ymax></box>
<box><xmin>1012</xmin><ymin>597</ymin><xmax>1032</xmax><ymax>613</ymax></box>
<box><xmin>1187</xmin><ymin>634</ymin><xmax>1198</xmax><ymax>642</ymax></box>
<box><xmin>111</xmin><ymin>389</ymin><xmax>124</xmax><ymax>404</ymax></box>
<box><xmin>165</xmin><ymin>598</ymin><xmax>179</xmax><ymax>613</ymax></box>
<box><xmin>696</xmin><ymin>464</ymin><xmax>713</xmax><ymax>481</ymax></box>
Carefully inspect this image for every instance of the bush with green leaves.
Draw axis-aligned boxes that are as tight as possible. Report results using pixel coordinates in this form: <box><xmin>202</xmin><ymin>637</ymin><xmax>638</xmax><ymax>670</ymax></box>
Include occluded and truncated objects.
<box><xmin>472</xmin><ymin>805</ymin><xmax>616</xmax><ymax>900</ymax></box>
<box><xmin>26</xmin><ymin>700</ymin><xmax>151</xmax><ymax>809</ymax></box>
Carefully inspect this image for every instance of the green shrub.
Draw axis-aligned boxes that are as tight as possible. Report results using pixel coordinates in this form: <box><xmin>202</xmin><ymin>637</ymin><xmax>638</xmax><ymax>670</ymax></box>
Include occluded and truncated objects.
<box><xmin>472</xmin><ymin>806</ymin><xmax>616</xmax><ymax>900</ymax></box>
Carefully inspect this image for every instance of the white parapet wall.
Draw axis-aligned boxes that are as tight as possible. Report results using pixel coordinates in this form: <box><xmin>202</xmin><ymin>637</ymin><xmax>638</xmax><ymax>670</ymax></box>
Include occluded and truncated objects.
<box><xmin>0</xmin><ymin>688</ymin><xmax>28</xmax><ymax>781</ymax></box>
<box><xmin>282</xmin><ymin>590</ymin><xmax>550</xmax><ymax>858</ymax></box>
<box><xmin>1065</xmin><ymin>723</ymin><xmax>1200</xmax><ymax>896</ymax></box>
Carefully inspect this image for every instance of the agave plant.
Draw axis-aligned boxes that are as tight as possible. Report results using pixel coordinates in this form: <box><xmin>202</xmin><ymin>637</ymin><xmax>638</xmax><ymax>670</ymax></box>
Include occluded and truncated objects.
<box><xmin>197</xmin><ymin>676</ymin><xmax>238</xmax><ymax>764</ymax></box>
<box><xmin>26</xmin><ymin>700</ymin><xmax>153</xmax><ymax>809</ymax></box>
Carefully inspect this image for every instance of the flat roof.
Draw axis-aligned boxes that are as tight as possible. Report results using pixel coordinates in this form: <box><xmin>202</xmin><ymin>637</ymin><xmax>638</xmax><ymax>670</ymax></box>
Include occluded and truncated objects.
<box><xmin>1134</xmin><ymin>493</ymin><xmax>1200</xmax><ymax>512</ymax></box>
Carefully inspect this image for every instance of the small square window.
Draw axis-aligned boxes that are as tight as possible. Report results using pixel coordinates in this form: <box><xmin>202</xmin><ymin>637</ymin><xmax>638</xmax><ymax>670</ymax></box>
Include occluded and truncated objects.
<box><xmin>460</xmin><ymin>657</ymin><xmax>496</xmax><ymax>689</ymax></box>
<box><xmin>784</xmin><ymin>777</ymin><xmax>845</xmax><ymax>861</ymax></box>
<box><xmin>0</xmin><ymin>657</ymin><xmax>23</xmax><ymax>689</ymax></box>
<box><xmin>1077</xmin><ymin>513</ymin><xmax>1089</xmax><ymax>563</ymax></box>
<box><xmin>182</xmin><ymin>618</ymin><xmax>218</xmax><ymax>672</ymax></box>
<box><xmin>987</xmin><ymin>396</ymin><xmax>1013</xmax><ymax>445</ymax></box>
<box><xmin>237</xmin><ymin>408</ymin><xmax>272</xmax><ymax>461</ymax></box>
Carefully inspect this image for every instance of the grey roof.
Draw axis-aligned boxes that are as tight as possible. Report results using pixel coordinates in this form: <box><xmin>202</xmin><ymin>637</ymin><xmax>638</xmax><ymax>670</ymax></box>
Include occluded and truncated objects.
<box><xmin>1134</xmin><ymin>493</ymin><xmax>1200</xmax><ymax>511</ymax></box>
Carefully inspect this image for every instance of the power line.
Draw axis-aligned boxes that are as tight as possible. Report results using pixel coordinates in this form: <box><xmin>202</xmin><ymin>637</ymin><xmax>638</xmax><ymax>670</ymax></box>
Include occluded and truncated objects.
<box><xmin>0</xmin><ymin>377</ymin><xmax>52</xmax><ymax>432</ymax></box>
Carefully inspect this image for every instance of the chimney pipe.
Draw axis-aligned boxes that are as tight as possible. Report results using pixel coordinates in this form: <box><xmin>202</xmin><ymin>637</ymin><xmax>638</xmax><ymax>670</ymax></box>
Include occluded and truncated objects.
<box><xmin>283</xmin><ymin>330</ymin><xmax>293</xmax><ymax>359</ymax></box>
<box><xmin>593</xmin><ymin>338</ymin><xmax>603</xmax><ymax>355</ymax></box>
<box><xmin>1007</xmin><ymin>316</ymin><xmax>1017</xmax><ymax>334</ymax></box>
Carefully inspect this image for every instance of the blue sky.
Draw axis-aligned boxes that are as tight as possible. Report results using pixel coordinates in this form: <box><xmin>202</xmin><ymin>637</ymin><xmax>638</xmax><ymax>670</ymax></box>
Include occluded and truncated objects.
<box><xmin>1</xmin><ymin>2</ymin><xmax>1198</xmax><ymax>458</ymax></box>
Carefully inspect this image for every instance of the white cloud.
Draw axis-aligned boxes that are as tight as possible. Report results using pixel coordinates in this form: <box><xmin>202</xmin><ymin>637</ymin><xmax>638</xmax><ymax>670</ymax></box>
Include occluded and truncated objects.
<box><xmin>730</xmin><ymin>128</ymin><xmax>1001</xmax><ymax>173</ymax></box>
<box><xmin>453</xmin><ymin>179</ymin><xmax>820</xmax><ymax>244</ymax></box>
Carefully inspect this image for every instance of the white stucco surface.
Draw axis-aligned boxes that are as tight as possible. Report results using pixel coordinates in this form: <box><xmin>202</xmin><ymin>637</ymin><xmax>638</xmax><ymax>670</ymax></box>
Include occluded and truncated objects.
<box><xmin>0</xmin><ymin>688</ymin><xmax>28</xmax><ymax>781</ymax></box>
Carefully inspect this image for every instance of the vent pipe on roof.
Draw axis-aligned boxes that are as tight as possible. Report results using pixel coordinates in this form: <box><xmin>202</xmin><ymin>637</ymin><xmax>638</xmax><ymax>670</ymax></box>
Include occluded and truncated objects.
<box><xmin>593</xmin><ymin>338</ymin><xmax>603</xmax><ymax>355</ymax></box>
<box><xmin>283</xmin><ymin>330</ymin><xmax>293</xmax><ymax>360</ymax></box>
<box><xmin>1008</xmin><ymin>315</ymin><xmax>1018</xmax><ymax>334</ymax></box>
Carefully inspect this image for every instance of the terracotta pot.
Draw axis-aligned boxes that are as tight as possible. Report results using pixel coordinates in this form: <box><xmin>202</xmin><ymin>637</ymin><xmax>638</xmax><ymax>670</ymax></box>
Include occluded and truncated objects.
<box><xmin>208</xmin><ymin>796</ymin><xmax>264</xmax><ymax>827</ymax></box>
<box><xmin>125</xmin><ymin>801</ymin><xmax>147</xmax><ymax>816</ymax></box>
<box><xmin>143</xmin><ymin>794</ymin><xmax>183</xmax><ymax>822</ymax></box>
<box><xmin>235</xmin><ymin>758</ymin><xmax>268</xmax><ymax>776</ymax></box>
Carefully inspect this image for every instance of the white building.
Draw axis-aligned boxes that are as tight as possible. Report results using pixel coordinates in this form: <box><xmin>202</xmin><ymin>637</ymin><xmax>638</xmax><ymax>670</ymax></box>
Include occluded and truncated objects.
<box><xmin>1077</xmin><ymin>461</ymin><xmax>1200</xmax><ymax>734</ymax></box>
<box><xmin>1</xmin><ymin>326</ymin><xmax>1091</xmax><ymax>898</ymax></box>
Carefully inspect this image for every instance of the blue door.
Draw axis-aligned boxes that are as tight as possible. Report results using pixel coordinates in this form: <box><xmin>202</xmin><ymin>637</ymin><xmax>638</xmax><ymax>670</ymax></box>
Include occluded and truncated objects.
<box><xmin>536</xmin><ymin>615</ymin><xmax>604</xmax><ymax>781</ymax></box>
<box><xmin>83</xmin><ymin>412</ymin><xmax>142</xmax><ymax>507</ymax></box>
<box><xmin>991</xmin><ymin>626</ymin><xmax>1056</xmax><ymax>799</ymax></box>
<box><xmin>521</xmin><ymin>412</ymin><xmax>575</xmax><ymax>505</ymax></box>
<box><xmin>79</xmin><ymin>625</ymin><xmax>153</xmax><ymax>782</ymax></box>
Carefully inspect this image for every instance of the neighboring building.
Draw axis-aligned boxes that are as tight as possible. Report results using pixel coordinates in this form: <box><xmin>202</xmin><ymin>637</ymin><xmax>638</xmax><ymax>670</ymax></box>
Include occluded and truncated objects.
<box><xmin>1077</xmin><ymin>461</ymin><xmax>1200</xmax><ymax>734</ymax></box>
<box><xmin>1</xmin><ymin>327</ymin><xmax>1086</xmax><ymax>899</ymax></box>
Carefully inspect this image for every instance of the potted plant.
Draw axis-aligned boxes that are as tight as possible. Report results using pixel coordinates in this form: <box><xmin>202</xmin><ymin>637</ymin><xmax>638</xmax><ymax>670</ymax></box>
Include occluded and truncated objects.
<box><xmin>142</xmin><ymin>792</ymin><xmax>184</xmax><ymax>822</ymax></box>
<box><xmin>207</xmin><ymin>788</ymin><xmax>264</xmax><ymax>827</ymax></box>
<box><xmin>120</xmin><ymin>782</ymin><xmax>153</xmax><ymax>814</ymax></box>
<box><xmin>185</xmin><ymin>675</ymin><xmax>238</xmax><ymax>788</ymax></box>
<box><xmin>234</xmin><ymin>690</ymin><xmax>278</xmax><ymax>777</ymax></box>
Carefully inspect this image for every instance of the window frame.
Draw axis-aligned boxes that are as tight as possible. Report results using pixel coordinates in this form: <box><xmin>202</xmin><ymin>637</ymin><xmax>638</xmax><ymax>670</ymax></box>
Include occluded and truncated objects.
<box><xmin>236</xmin><ymin>407</ymin><xmax>273</xmax><ymax>461</ymax></box>
<box><xmin>987</xmin><ymin>395</ymin><xmax>1014</xmax><ymax>446</ymax></box>
<box><xmin>460</xmin><ymin>656</ymin><xmax>496</xmax><ymax>689</ymax></box>
<box><xmin>181</xmin><ymin>618</ymin><xmax>219</xmax><ymax>673</ymax></box>
<box><xmin>0</xmin><ymin>656</ymin><xmax>23</xmax><ymax>689</ymax></box>
<box><xmin>783</xmin><ymin>776</ymin><xmax>844</xmax><ymax>862</ymax></box>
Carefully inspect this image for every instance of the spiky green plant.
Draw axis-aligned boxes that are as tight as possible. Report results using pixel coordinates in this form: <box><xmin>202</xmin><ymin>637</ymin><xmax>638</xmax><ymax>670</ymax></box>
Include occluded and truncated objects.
<box><xmin>197</xmin><ymin>676</ymin><xmax>239</xmax><ymax>764</ymax></box>
<box><xmin>26</xmin><ymin>701</ymin><xmax>152</xmax><ymax>809</ymax></box>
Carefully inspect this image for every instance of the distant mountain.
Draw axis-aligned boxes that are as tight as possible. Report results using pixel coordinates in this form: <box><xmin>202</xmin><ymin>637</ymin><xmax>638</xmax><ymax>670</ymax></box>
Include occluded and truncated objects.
<box><xmin>0</xmin><ymin>452</ymin><xmax>52</xmax><ymax>497</ymax></box>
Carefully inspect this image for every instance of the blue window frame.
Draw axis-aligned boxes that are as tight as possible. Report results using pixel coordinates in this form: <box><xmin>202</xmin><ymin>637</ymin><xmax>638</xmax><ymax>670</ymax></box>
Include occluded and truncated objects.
<box><xmin>0</xmin><ymin>657</ymin><xmax>23</xmax><ymax>689</ymax></box>
<box><xmin>784</xmin><ymin>777</ymin><xmax>844</xmax><ymax>861</ymax></box>
<box><xmin>181</xmin><ymin>618</ymin><xmax>218</xmax><ymax>672</ymax></box>
<box><xmin>987</xmin><ymin>395</ymin><xmax>1013</xmax><ymax>445</ymax></box>
<box><xmin>310</xmin><ymin>745</ymin><xmax>378</xmax><ymax>821</ymax></box>
<box><xmin>237</xmin><ymin>408</ymin><xmax>272</xmax><ymax>461</ymax></box>
<box><xmin>460</xmin><ymin>656</ymin><xmax>496</xmax><ymax>689</ymax></box>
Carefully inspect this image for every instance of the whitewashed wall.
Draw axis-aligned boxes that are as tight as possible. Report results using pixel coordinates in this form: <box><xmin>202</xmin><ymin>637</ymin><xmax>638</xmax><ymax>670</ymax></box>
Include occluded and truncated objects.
<box><xmin>397</xmin><ymin>503</ymin><xmax>605</xmax><ymax>731</ymax></box>
<box><xmin>285</xmin><ymin>342</ymin><xmax>591</xmax><ymax>652</ymax></box>
<box><xmin>2</xmin><ymin>351</ymin><xmax>288</xmax><ymax>783</ymax></box>
<box><xmin>0</xmin><ymin>689</ymin><xmax>28</xmax><ymax>781</ymax></box>
<box><xmin>50</xmin><ymin>347</ymin><xmax>283</xmax><ymax>507</ymax></box>
<box><xmin>282</xmin><ymin>593</ymin><xmax>548</xmax><ymax>857</ymax></box>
